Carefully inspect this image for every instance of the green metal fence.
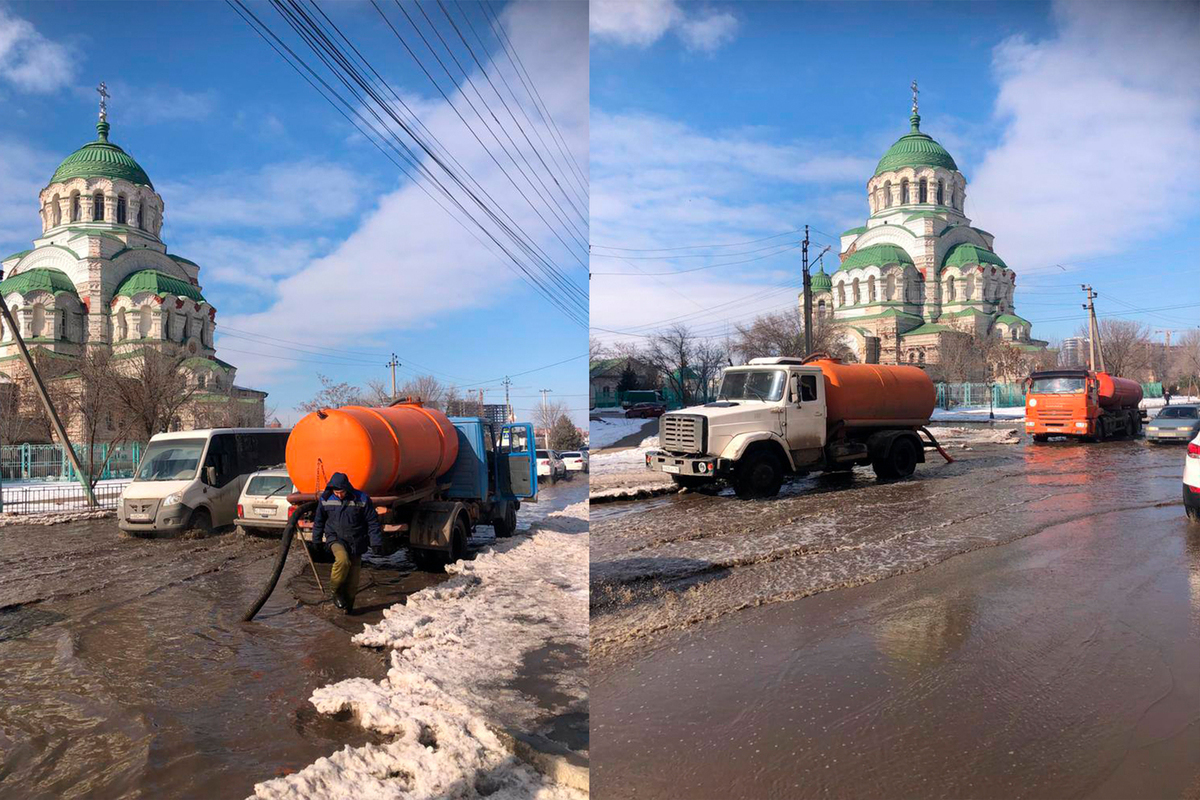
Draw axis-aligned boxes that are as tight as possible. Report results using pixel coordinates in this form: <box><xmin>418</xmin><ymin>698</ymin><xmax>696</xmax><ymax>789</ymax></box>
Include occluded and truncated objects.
<box><xmin>935</xmin><ymin>383</ymin><xmax>1027</xmax><ymax>409</ymax></box>
<box><xmin>1</xmin><ymin>442</ymin><xmax>144</xmax><ymax>483</ymax></box>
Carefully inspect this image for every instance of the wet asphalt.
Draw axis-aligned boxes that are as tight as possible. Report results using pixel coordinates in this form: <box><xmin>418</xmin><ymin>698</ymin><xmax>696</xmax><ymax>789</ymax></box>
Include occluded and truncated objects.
<box><xmin>592</xmin><ymin>434</ymin><xmax>1200</xmax><ymax>799</ymax></box>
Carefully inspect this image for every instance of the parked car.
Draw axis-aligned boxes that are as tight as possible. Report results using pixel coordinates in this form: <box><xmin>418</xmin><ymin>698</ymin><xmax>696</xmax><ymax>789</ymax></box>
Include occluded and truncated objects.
<box><xmin>536</xmin><ymin>449</ymin><xmax>566</xmax><ymax>483</ymax></box>
<box><xmin>1146</xmin><ymin>404</ymin><xmax>1200</xmax><ymax>443</ymax></box>
<box><xmin>235</xmin><ymin>468</ymin><xmax>294</xmax><ymax>536</ymax></box>
<box><xmin>561</xmin><ymin>451</ymin><xmax>589</xmax><ymax>473</ymax></box>
<box><xmin>626</xmin><ymin>402</ymin><xmax>667</xmax><ymax>419</ymax></box>
<box><xmin>1185</xmin><ymin>431</ymin><xmax>1200</xmax><ymax>522</ymax></box>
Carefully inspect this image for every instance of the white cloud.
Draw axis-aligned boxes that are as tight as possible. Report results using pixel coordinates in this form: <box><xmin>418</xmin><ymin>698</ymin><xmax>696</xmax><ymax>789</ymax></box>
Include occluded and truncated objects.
<box><xmin>590</xmin><ymin>0</ymin><xmax>738</xmax><ymax>52</ymax></box>
<box><xmin>968</xmin><ymin>0</ymin><xmax>1200</xmax><ymax>272</ymax></box>
<box><xmin>219</xmin><ymin>0</ymin><xmax>588</xmax><ymax>386</ymax></box>
<box><xmin>0</xmin><ymin>138</ymin><xmax>55</xmax><ymax>254</ymax></box>
<box><xmin>0</xmin><ymin>7</ymin><xmax>72</xmax><ymax>93</ymax></box>
<box><xmin>110</xmin><ymin>82</ymin><xmax>218</xmax><ymax>124</ymax></box>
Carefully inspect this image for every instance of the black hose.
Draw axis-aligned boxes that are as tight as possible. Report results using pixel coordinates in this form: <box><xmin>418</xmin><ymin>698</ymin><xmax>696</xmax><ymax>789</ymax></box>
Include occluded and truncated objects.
<box><xmin>243</xmin><ymin>501</ymin><xmax>316</xmax><ymax>622</ymax></box>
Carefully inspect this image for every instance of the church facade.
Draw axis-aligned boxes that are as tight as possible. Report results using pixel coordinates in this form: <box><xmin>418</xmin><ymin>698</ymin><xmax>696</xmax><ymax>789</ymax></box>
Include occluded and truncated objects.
<box><xmin>806</xmin><ymin>89</ymin><xmax>1046</xmax><ymax>373</ymax></box>
<box><xmin>0</xmin><ymin>102</ymin><xmax>265</xmax><ymax>441</ymax></box>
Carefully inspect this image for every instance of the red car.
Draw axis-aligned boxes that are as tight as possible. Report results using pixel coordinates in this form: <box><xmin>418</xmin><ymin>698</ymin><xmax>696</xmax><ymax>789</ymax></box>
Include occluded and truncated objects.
<box><xmin>625</xmin><ymin>402</ymin><xmax>667</xmax><ymax>418</ymax></box>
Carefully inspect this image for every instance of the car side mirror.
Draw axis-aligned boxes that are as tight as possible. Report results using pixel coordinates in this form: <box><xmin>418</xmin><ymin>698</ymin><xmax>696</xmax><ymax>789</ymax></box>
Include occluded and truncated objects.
<box><xmin>789</xmin><ymin>375</ymin><xmax>801</xmax><ymax>404</ymax></box>
<box><xmin>205</xmin><ymin>466</ymin><xmax>218</xmax><ymax>486</ymax></box>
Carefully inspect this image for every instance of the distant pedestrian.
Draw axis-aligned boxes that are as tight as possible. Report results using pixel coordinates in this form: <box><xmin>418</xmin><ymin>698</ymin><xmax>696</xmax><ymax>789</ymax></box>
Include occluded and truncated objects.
<box><xmin>311</xmin><ymin>472</ymin><xmax>381</xmax><ymax>613</ymax></box>
<box><xmin>1164</xmin><ymin>388</ymin><xmax>1172</xmax><ymax>406</ymax></box>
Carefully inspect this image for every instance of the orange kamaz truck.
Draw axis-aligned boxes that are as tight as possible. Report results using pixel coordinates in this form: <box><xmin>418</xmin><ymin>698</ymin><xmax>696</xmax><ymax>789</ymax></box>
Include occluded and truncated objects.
<box><xmin>1024</xmin><ymin>369</ymin><xmax>1144</xmax><ymax>442</ymax></box>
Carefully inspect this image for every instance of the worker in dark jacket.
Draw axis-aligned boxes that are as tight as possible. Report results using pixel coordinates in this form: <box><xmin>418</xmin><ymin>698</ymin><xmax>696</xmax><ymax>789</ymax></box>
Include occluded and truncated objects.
<box><xmin>311</xmin><ymin>472</ymin><xmax>382</xmax><ymax>612</ymax></box>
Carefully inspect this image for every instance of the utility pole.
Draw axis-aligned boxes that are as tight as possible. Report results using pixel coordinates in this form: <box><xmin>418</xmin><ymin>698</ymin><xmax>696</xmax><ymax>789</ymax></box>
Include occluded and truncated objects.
<box><xmin>802</xmin><ymin>225</ymin><xmax>812</xmax><ymax>357</ymax></box>
<box><xmin>502</xmin><ymin>376</ymin><xmax>513</xmax><ymax>422</ymax></box>
<box><xmin>1081</xmin><ymin>285</ymin><xmax>1105</xmax><ymax>372</ymax></box>
<box><xmin>385</xmin><ymin>353</ymin><xmax>400</xmax><ymax>400</ymax></box>
<box><xmin>0</xmin><ymin>292</ymin><xmax>97</xmax><ymax>508</ymax></box>
<box><xmin>539</xmin><ymin>388</ymin><xmax>553</xmax><ymax>447</ymax></box>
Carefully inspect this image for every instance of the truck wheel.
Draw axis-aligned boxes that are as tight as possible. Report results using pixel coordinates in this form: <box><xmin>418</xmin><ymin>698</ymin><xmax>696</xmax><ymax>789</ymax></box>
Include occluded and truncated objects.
<box><xmin>1095</xmin><ymin>419</ymin><xmax>1107</xmax><ymax>441</ymax></box>
<box><xmin>493</xmin><ymin>505</ymin><xmax>518</xmax><ymax>538</ymax></box>
<box><xmin>411</xmin><ymin>548</ymin><xmax>447</xmax><ymax>572</ymax></box>
<box><xmin>733</xmin><ymin>451</ymin><xmax>783</xmax><ymax>499</ymax></box>
<box><xmin>671</xmin><ymin>474</ymin><xmax>713</xmax><ymax>490</ymax></box>
<box><xmin>1032</xmin><ymin>434</ymin><xmax>1050</xmax><ymax>443</ymax></box>
<box><xmin>874</xmin><ymin>437</ymin><xmax>918</xmax><ymax>480</ymax></box>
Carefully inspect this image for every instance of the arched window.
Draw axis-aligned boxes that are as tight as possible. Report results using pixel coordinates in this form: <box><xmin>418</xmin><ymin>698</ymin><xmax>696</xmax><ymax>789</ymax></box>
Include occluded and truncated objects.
<box><xmin>837</xmin><ymin>283</ymin><xmax>846</xmax><ymax>306</ymax></box>
<box><xmin>852</xmin><ymin>278</ymin><xmax>861</xmax><ymax>305</ymax></box>
<box><xmin>117</xmin><ymin>196</ymin><xmax>126</xmax><ymax>224</ymax></box>
<box><xmin>908</xmin><ymin>351</ymin><xmax>916</xmax><ymax>363</ymax></box>
<box><xmin>137</xmin><ymin>202</ymin><xmax>144</xmax><ymax>230</ymax></box>
<box><xmin>884</xmin><ymin>273</ymin><xmax>896</xmax><ymax>302</ymax></box>
<box><xmin>918</xmin><ymin>350</ymin><xmax>926</xmax><ymax>365</ymax></box>
<box><xmin>50</xmin><ymin>196</ymin><xmax>61</xmax><ymax>227</ymax></box>
<box><xmin>1011</xmin><ymin>328</ymin><xmax>1019</xmax><ymax>341</ymax></box>
<box><xmin>197</xmin><ymin>373</ymin><xmax>207</xmax><ymax>389</ymax></box>
<box><xmin>883</xmin><ymin>181</ymin><xmax>892</xmax><ymax>208</ymax></box>
<box><xmin>965</xmin><ymin>274</ymin><xmax>975</xmax><ymax>300</ymax></box>
<box><xmin>71</xmin><ymin>193</ymin><xmax>81</xmax><ymax>222</ymax></box>
<box><xmin>936</xmin><ymin>180</ymin><xmax>944</xmax><ymax>205</ymax></box>
<box><xmin>138</xmin><ymin>306</ymin><xmax>152</xmax><ymax>338</ymax></box>
<box><xmin>900</xmin><ymin>179</ymin><xmax>909</xmax><ymax>204</ymax></box>
<box><xmin>946</xmin><ymin>276</ymin><xmax>956</xmax><ymax>302</ymax></box>
<box><xmin>116</xmin><ymin>310</ymin><xmax>128</xmax><ymax>341</ymax></box>
<box><xmin>817</xmin><ymin>299</ymin><xmax>826</xmax><ymax>317</ymax></box>
<box><xmin>93</xmin><ymin>193</ymin><xmax>105</xmax><ymax>221</ymax></box>
<box><xmin>918</xmin><ymin>178</ymin><xmax>927</xmax><ymax>203</ymax></box>
<box><xmin>30</xmin><ymin>305</ymin><xmax>46</xmax><ymax>338</ymax></box>
<box><xmin>867</xmin><ymin>275</ymin><xmax>876</xmax><ymax>304</ymax></box>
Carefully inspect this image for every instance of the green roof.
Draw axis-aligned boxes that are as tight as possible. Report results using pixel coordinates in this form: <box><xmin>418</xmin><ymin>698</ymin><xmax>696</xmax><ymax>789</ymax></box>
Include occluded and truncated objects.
<box><xmin>114</xmin><ymin>269</ymin><xmax>205</xmax><ymax>302</ymax></box>
<box><xmin>995</xmin><ymin>313</ymin><xmax>1030</xmax><ymax>326</ymax></box>
<box><xmin>2</xmin><ymin>250</ymin><xmax>32</xmax><ymax>263</ymax></box>
<box><xmin>905</xmin><ymin>211</ymin><xmax>946</xmax><ymax>222</ymax></box>
<box><xmin>0</xmin><ymin>267</ymin><xmax>79</xmax><ymax>297</ymax></box>
<box><xmin>902</xmin><ymin>323</ymin><xmax>955</xmax><ymax>337</ymax></box>
<box><xmin>839</xmin><ymin>244</ymin><xmax>914</xmax><ymax>272</ymax></box>
<box><xmin>183</xmin><ymin>356</ymin><xmax>233</xmax><ymax>374</ymax></box>
<box><xmin>810</xmin><ymin>268</ymin><xmax>833</xmax><ymax>292</ymax></box>
<box><xmin>841</xmin><ymin>226</ymin><xmax>868</xmax><ymax>237</ymax></box>
<box><xmin>874</xmin><ymin>114</ymin><xmax>959</xmax><ymax>177</ymax></box>
<box><xmin>942</xmin><ymin>243</ymin><xmax>1007</xmax><ymax>270</ymax></box>
<box><xmin>49</xmin><ymin>121</ymin><xmax>153</xmax><ymax>188</ymax></box>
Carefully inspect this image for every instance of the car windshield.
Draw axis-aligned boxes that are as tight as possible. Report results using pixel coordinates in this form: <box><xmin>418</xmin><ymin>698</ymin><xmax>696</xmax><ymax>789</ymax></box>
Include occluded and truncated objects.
<box><xmin>134</xmin><ymin>439</ymin><xmax>206</xmax><ymax>481</ymax></box>
<box><xmin>246</xmin><ymin>475</ymin><xmax>293</xmax><ymax>497</ymax></box>
<box><xmin>1031</xmin><ymin>376</ymin><xmax>1085</xmax><ymax>394</ymax></box>
<box><xmin>718</xmin><ymin>370</ymin><xmax>787</xmax><ymax>402</ymax></box>
<box><xmin>1157</xmin><ymin>406</ymin><xmax>1198</xmax><ymax>419</ymax></box>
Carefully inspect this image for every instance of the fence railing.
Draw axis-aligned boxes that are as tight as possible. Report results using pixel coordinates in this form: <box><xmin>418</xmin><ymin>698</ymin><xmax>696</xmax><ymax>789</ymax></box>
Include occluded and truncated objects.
<box><xmin>1</xmin><ymin>442</ymin><xmax>144</xmax><ymax>484</ymax></box>
<box><xmin>935</xmin><ymin>381</ymin><xmax>1165</xmax><ymax>409</ymax></box>
<box><xmin>0</xmin><ymin>480</ymin><xmax>128</xmax><ymax>515</ymax></box>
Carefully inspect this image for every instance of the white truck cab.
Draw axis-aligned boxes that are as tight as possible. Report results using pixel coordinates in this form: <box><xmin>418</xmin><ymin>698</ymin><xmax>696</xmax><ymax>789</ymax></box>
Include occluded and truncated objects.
<box><xmin>118</xmin><ymin>428</ymin><xmax>290</xmax><ymax>535</ymax></box>
<box><xmin>647</xmin><ymin>357</ymin><xmax>934</xmax><ymax>498</ymax></box>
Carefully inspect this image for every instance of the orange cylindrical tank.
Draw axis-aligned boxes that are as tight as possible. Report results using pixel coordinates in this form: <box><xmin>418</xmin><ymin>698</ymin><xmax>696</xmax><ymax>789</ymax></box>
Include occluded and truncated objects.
<box><xmin>286</xmin><ymin>403</ymin><xmax>459</xmax><ymax>495</ymax></box>
<box><xmin>1095</xmin><ymin>372</ymin><xmax>1142</xmax><ymax>410</ymax></box>
<box><xmin>810</xmin><ymin>359</ymin><xmax>936</xmax><ymax>427</ymax></box>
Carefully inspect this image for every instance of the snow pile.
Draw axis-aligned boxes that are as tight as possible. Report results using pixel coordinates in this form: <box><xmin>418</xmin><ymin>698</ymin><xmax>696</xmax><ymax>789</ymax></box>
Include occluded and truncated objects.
<box><xmin>587</xmin><ymin>417</ymin><xmax>653</xmax><ymax>449</ymax></box>
<box><xmin>931</xmin><ymin>406</ymin><xmax>1024</xmax><ymax>422</ymax></box>
<box><xmin>0</xmin><ymin>509</ymin><xmax>115</xmax><ymax>527</ymax></box>
<box><xmin>1143</xmin><ymin>395</ymin><xmax>1199</xmax><ymax>410</ymax></box>
<box><xmin>252</xmin><ymin>502</ymin><xmax>589</xmax><ymax>800</ymax></box>
<box><xmin>934</xmin><ymin>426</ymin><xmax>1023</xmax><ymax>447</ymax></box>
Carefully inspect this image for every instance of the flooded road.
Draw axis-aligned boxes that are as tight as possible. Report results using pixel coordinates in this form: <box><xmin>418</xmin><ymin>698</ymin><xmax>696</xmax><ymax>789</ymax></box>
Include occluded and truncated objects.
<box><xmin>591</xmin><ymin>437</ymin><xmax>1200</xmax><ymax>798</ymax></box>
<box><xmin>0</xmin><ymin>482</ymin><xmax>579</xmax><ymax>800</ymax></box>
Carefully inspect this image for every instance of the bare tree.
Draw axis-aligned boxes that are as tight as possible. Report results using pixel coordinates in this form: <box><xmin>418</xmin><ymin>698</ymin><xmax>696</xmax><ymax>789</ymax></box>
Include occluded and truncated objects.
<box><xmin>398</xmin><ymin>374</ymin><xmax>447</xmax><ymax>409</ymax></box>
<box><xmin>937</xmin><ymin>332</ymin><xmax>986</xmax><ymax>384</ymax></box>
<box><xmin>1078</xmin><ymin>320</ymin><xmax>1152</xmax><ymax>378</ymax></box>
<box><xmin>111</xmin><ymin>348</ymin><xmax>198</xmax><ymax>441</ymax></box>
<box><xmin>298</xmin><ymin>374</ymin><xmax>366</xmax><ymax>412</ymax></box>
<box><xmin>66</xmin><ymin>347</ymin><xmax>138</xmax><ymax>484</ymax></box>
<box><xmin>692</xmin><ymin>338</ymin><xmax>727</xmax><ymax>403</ymax></box>
<box><xmin>1174</xmin><ymin>329</ymin><xmax>1200</xmax><ymax>395</ymax></box>
<box><xmin>644</xmin><ymin>324</ymin><xmax>695</xmax><ymax>406</ymax></box>
<box><xmin>534</xmin><ymin>399</ymin><xmax>571</xmax><ymax>436</ymax></box>
<box><xmin>730</xmin><ymin>310</ymin><xmax>855</xmax><ymax>364</ymax></box>
<box><xmin>589</xmin><ymin>336</ymin><xmax>608</xmax><ymax>361</ymax></box>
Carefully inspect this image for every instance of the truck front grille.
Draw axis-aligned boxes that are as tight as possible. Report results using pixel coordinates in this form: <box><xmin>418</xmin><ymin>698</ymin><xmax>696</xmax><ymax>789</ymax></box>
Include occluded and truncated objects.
<box><xmin>661</xmin><ymin>414</ymin><xmax>704</xmax><ymax>454</ymax></box>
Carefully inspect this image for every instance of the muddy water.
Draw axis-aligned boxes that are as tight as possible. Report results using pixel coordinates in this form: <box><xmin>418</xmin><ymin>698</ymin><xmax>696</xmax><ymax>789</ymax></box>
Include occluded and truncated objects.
<box><xmin>592</xmin><ymin>440</ymin><xmax>1200</xmax><ymax>798</ymax></box>
<box><xmin>0</xmin><ymin>483</ymin><xmax>577</xmax><ymax>800</ymax></box>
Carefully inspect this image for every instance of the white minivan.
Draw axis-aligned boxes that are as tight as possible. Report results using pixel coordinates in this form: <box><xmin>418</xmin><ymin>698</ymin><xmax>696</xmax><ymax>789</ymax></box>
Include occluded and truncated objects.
<box><xmin>118</xmin><ymin>428</ymin><xmax>290</xmax><ymax>535</ymax></box>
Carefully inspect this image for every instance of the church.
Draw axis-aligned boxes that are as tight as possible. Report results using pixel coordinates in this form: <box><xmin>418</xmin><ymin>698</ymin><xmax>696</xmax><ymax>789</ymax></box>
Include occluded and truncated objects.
<box><xmin>0</xmin><ymin>91</ymin><xmax>265</xmax><ymax>442</ymax></box>
<box><xmin>806</xmin><ymin>85</ymin><xmax>1046</xmax><ymax>372</ymax></box>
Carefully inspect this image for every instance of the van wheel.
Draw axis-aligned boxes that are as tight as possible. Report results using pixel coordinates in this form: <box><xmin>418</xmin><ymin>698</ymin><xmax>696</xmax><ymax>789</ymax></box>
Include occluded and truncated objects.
<box><xmin>186</xmin><ymin>508</ymin><xmax>212</xmax><ymax>538</ymax></box>
<box><xmin>874</xmin><ymin>437</ymin><xmax>918</xmax><ymax>480</ymax></box>
<box><xmin>733</xmin><ymin>451</ymin><xmax>783</xmax><ymax>499</ymax></box>
<box><xmin>493</xmin><ymin>505</ymin><xmax>518</xmax><ymax>538</ymax></box>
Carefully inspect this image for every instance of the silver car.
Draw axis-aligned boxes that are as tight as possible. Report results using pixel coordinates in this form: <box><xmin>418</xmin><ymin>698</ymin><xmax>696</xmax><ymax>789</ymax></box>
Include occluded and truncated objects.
<box><xmin>1146</xmin><ymin>404</ymin><xmax>1200</xmax><ymax>443</ymax></box>
<box><xmin>235</xmin><ymin>468</ymin><xmax>295</xmax><ymax>535</ymax></box>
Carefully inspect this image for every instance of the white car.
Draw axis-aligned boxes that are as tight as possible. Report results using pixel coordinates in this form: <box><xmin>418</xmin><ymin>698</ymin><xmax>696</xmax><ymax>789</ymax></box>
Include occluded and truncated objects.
<box><xmin>536</xmin><ymin>449</ymin><xmax>566</xmax><ymax>483</ymax></box>
<box><xmin>561</xmin><ymin>451</ymin><xmax>589</xmax><ymax>473</ymax></box>
<box><xmin>235</xmin><ymin>468</ymin><xmax>295</xmax><ymax>535</ymax></box>
<box><xmin>1185</xmin><ymin>431</ymin><xmax>1200</xmax><ymax>522</ymax></box>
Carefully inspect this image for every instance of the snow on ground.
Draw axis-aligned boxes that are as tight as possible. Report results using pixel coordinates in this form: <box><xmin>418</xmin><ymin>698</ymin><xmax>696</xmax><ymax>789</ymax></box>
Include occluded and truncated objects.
<box><xmin>1143</xmin><ymin>395</ymin><xmax>1199</xmax><ymax>410</ymax></box>
<box><xmin>932</xmin><ymin>426</ymin><xmax>1022</xmax><ymax>448</ymax></box>
<box><xmin>931</xmin><ymin>405</ymin><xmax>1025</xmax><ymax>422</ymax></box>
<box><xmin>587</xmin><ymin>438</ymin><xmax>677</xmax><ymax>502</ymax></box>
<box><xmin>587</xmin><ymin>416</ymin><xmax>652</xmax><ymax>450</ymax></box>
<box><xmin>252</xmin><ymin>499</ymin><xmax>589</xmax><ymax>800</ymax></box>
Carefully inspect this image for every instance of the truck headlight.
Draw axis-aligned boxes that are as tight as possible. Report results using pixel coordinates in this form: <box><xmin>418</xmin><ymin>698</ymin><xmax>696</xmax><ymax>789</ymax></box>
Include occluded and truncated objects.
<box><xmin>1025</xmin><ymin>421</ymin><xmax>1034</xmax><ymax>427</ymax></box>
<box><xmin>1028</xmin><ymin>398</ymin><xmax>1037</xmax><ymax>407</ymax></box>
<box><xmin>1075</xmin><ymin>422</ymin><xmax>1088</xmax><ymax>428</ymax></box>
<box><xmin>162</xmin><ymin>492</ymin><xmax>182</xmax><ymax>507</ymax></box>
<box><xmin>698</xmin><ymin>462</ymin><xmax>709</xmax><ymax>473</ymax></box>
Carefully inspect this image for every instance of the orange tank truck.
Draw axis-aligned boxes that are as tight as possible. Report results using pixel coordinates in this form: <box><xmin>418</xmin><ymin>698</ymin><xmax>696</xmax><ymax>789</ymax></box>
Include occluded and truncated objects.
<box><xmin>283</xmin><ymin>402</ymin><xmax>540</xmax><ymax>572</ymax></box>
<box><xmin>645</xmin><ymin>356</ymin><xmax>951</xmax><ymax>498</ymax></box>
<box><xmin>1024</xmin><ymin>369</ymin><xmax>1144</xmax><ymax>442</ymax></box>
<box><xmin>286</xmin><ymin>403</ymin><xmax>459</xmax><ymax>495</ymax></box>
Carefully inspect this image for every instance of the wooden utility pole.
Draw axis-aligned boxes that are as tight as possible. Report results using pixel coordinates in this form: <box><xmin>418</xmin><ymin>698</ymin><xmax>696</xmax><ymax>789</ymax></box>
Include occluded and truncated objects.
<box><xmin>1081</xmin><ymin>285</ymin><xmax>1105</xmax><ymax>372</ymax></box>
<box><xmin>0</xmin><ymin>292</ymin><xmax>97</xmax><ymax>508</ymax></box>
<box><xmin>386</xmin><ymin>353</ymin><xmax>400</xmax><ymax>399</ymax></box>
<box><xmin>802</xmin><ymin>226</ymin><xmax>812</xmax><ymax>357</ymax></box>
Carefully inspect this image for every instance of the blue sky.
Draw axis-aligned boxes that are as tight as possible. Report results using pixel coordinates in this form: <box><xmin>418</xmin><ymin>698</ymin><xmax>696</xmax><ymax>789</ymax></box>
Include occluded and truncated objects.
<box><xmin>589</xmin><ymin>0</ymin><xmax>1199</xmax><ymax>350</ymax></box>
<box><xmin>0</xmin><ymin>1</ymin><xmax>589</xmax><ymax>424</ymax></box>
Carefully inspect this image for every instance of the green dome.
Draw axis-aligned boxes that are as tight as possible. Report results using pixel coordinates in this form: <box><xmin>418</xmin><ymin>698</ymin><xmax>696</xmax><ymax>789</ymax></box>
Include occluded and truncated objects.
<box><xmin>874</xmin><ymin>114</ymin><xmax>958</xmax><ymax>177</ymax></box>
<box><xmin>50</xmin><ymin>121</ymin><xmax>153</xmax><ymax>188</ymax></box>
<box><xmin>114</xmin><ymin>269</ymin><xmax>204</xmax><ymax>302</ymax></box>
<box><xmin>838</xmin><ymin>244</ymin><xmax>914</xmax><ymax>272</ymax></box>
<box><xmin>0</xmin><ymin>267</ymin><xmax>79</xmax><ymax>297</ymax></box>
<box><xmin>942</xmin><ymin>243</ymin><xmax>1007</xmax><ymax>271</ymax></box>
<box><xmin>810</xmin><ymin>268</ymin><xmax>833</xmax><ymax>292</ymax></box>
